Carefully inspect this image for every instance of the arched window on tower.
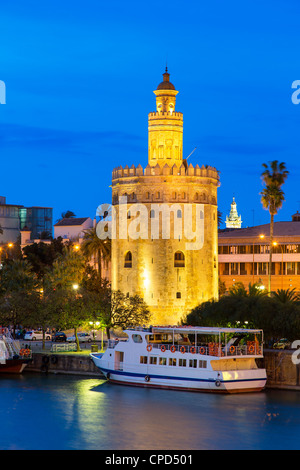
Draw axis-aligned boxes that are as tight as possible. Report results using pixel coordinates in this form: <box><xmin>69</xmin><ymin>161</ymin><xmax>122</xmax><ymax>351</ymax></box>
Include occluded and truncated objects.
<box><xmin>174</xmin><ymin>251</ymin><xmax>185</xmax><ymax>268</ymax></box>
<box><xmin>124</xmin><ymin>251</ymin><xmax>132</xmax><ymax>268</ymax></box>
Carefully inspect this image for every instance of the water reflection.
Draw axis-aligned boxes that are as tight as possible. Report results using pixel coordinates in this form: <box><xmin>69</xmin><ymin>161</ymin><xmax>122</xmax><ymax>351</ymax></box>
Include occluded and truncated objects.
<box><xmin>0</xmin><ymin>374</ymin><xmax>300</xmax><ymax>450</ymax></box>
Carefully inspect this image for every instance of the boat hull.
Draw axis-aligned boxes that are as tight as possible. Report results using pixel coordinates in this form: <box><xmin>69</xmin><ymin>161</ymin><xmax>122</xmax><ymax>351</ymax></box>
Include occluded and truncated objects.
<box><xmin>90</xmin><ymin>354</ymin><xmax>267</xmax><ymax>394</ymax></box>
<box><xmin>0</xmin><ymin>358</ymin><xmax>29</xmax><ymax>374</ymax></box>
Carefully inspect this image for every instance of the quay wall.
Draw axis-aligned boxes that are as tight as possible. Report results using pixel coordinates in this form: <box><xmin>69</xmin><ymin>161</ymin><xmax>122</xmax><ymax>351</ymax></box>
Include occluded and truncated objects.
<box><xmin>260</xmin><ymin>349</ymin><xmax>300</xmax><ymax>391</ymax></box>
<box><xmin>25</xmin><ymin>352</ymin><xmax>105</xmax><ymax>378</ymax></box>
<box><xmin>24</xmin><ymin>350</ymin><xmax>300</xmax><ymax>391</ymax></box>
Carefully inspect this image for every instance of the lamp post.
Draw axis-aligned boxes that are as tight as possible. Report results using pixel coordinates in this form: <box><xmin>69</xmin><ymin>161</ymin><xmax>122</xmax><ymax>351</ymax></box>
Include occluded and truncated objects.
<box><xmin>89</xmin><ymin>320</ymin><xmax>105</xmax><ymax>352</ymax></box>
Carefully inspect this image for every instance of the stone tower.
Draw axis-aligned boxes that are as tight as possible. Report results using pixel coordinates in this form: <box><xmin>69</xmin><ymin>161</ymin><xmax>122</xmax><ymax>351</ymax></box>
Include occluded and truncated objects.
<box><xmin>111</xmin><ymin>69</ymin><xmax>219</xmax><ymax>325</ymax></box>
<box><xmin>225</xmin><ymin>197</ymin><xmax>242</xmax><ymax>229</ymax></box>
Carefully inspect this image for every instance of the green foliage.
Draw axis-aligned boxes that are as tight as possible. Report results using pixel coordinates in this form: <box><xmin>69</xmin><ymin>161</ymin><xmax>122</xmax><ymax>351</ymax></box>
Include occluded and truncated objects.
<box><xmin>0</xmin><ymin>259</ymin><xmax>39</xmax><ymax>336</ymax></box>
<box><xmin>184</xmin><ymin>288</ymin><xmax>300</xmax><ymax>343</ymax></box>
<box><xmin>81</xmin><ymin>227</ymin><xmax>111</xmax><ymax>277</ymax></box>
<box><xmin>87</xmin><ymin>288</ymin><xmax>151</xmax><ymax>339</ymax></box>
<box><xmin>228</xmin><ymin>282</ymin><xmax>267</xmax><ymax>298</ymax></box>
<box><xmin>22</xmin><ymin>237</ymin><xmax>65</xmax><ymax>279</ymax></box>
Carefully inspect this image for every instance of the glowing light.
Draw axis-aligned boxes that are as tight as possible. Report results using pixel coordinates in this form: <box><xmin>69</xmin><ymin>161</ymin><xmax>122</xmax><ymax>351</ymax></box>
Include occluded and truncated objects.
<box><xmin>143</xmin><ymin>270</ymin><xmax>150</xmax><ymax>289</ymax></box>
<box><xmin>73</xmin><ymin>284</ymin><xmax>79</xmax><ymax>290</ymax></box>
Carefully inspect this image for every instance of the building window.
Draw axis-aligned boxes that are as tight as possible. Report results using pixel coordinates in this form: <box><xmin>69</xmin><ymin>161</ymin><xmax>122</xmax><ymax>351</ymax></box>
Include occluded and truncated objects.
<box><xmin>150</xmin><ymin>357</ymin><xmax>157</xmax><ymax>365</ymax></box>
<box><xmin>176</xmin><ymin>292</ymin><xmax>181</xmax><ymax>299</ymax></box>
<box><xmin>140</xmin><ymin>356</ymin><xmax>148</xmax><ymax>364</ymax></box>
<box><xmin>287</xmin><ymin>262</ymin><xmax>296</xmax><ymax>275</ymax></box>
<box><xmin>230</xmin><ymin>263</ymin><xmax>238</xmax><ymax>275</ymax></box>
<box><xmin>174</xmin><ymin>251</ymin><xmax>185</xmax><ymax>267</ymax></box>
<box><xmin>169</xmin><ymin>358</ymin><xmax>176</xmax><ymax>366</ymax></box>
<box><xmin>179</xmin><ymin>358</ymin><xmax>186</xmax><ymax>367</ymax></box>
<box><xmin>159</xmin><ymin>357</ymin><xmax>167</xmax><ymax>366</ymax></box>
<box><xmin>150</xmin><ymin>209</ymin><xmax>155</xmax><ymax>218</ymax></box>
<box><xmin>124</xmin><ymin>251</ymin><xmax>132</xmax><ymax>268</ymax></box>
<box><xmin>177</xmin><ymin>209</ymin><xmax>182</xmax><ymax>218</ymax></box>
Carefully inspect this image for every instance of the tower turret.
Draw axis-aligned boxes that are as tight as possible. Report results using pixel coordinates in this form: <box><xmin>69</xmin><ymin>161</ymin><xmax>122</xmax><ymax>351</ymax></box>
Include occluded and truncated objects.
<box><xmin>148</xmin><ymin>68</ymin><xmax>183</xmax><ymax>167</ymax></box>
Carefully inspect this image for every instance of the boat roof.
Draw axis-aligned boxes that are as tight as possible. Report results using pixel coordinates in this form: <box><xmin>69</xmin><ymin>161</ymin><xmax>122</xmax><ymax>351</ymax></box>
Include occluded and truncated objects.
<box><xmin>125</xmin><ymin>326</ymin><xmax>263</xmax><ymax>335</ymax></box>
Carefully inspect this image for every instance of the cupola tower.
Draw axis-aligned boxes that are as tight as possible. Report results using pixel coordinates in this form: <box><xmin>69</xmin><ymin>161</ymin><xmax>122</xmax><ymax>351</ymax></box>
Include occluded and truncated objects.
<box><xmin>148</xmin><ymin>68</ymin><xmax>183</xmax><ymax>167</ymax></box>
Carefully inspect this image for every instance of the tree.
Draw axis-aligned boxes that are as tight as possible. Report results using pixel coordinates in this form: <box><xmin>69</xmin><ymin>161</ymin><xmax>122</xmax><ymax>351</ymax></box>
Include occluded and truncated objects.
<box><xmin>94</xmin><ymin>289</ymin><xmax>151</xmax><ymax>339</ymax></box>
<box><xmin>272</xmin><ymin>288</ymin><xmax>299</xmax><ymax>304</ymax></box>
<box><xmin>228</xmin><ymin>282</ymin><xmax>267</xmax><ymax>298</ymax></box>
<box><xmin>260</xmin><ymin>160</ymin><xmax>289</xmax><ymax>295</ymax></box>
<box><xmin>43</xmin><ymin>248</ymin><xmax>90</xmax><ymax>351</ymax></box>
<box><xmin>56</xmin><ymin>210</ymin><xmax>76</xmax><ymax>223</ymax></box>
<box><xmin>47</xmin><ymin>246</ymin><xmax>86</xmax><ymax>290</ymax></box>
<box><xmin>22</xmin><ymin>238</ymin><xmax>65</xmax><ymax>280</ymax></box>
<box><xmin>0</xmin><ymin>260</ymin><xmax>39</xmax><ymax>337</ymax></box>
<box><xmin>217</xmin><ymin>210</ymin><xmax>223</xmax><ymax>229</ymax></box>
<box><xmin>81</xmin><ymin>226</ymin><xmax>111</xmax><ymax>278</ymax></box>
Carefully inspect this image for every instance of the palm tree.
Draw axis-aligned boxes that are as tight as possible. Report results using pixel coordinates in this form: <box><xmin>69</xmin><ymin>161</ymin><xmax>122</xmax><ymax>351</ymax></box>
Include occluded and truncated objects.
<box><xmin>272</xmin><ymin>288</ymin><xmax>299</xmax><ymax>304</ymax></box>
<box><xmin>260</xmin><ymin>160</ymin><xmax>289</xmax><ymax>295</ymax></box>
<box><xmin>228</xmin><ymin>282</ymin><xmax>267</xmax><ymax>297</ymax></box>
<box><xmin>81</xmin><ymin>227</ymin><xmax>111</xmax><ymax>279</ymax></box>
<box><xmin>56</xmin><ymin>210</ymin><xmax>76</xmax><ymax>223</ymax></box>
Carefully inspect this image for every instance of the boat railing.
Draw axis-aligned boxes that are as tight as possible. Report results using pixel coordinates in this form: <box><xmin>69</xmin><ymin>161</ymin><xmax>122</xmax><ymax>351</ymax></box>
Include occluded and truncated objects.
<box><xmin>0</xmin><ymin>331</ymin><xmax>21</xmax><ymax>357</ymax></box>
<box><xmin>149</xmin><ymin>341</ymin><xmax>263</xmax><ymax>357</ymax></box>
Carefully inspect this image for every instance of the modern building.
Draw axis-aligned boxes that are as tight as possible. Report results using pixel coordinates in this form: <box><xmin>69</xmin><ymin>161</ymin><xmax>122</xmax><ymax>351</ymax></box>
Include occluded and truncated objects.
<box><xmin>225</xmin><ymin>197</ymin><xmax>242</xmax><ymax>229</ymax></box>
<box><xmin>111</xmin><ymin>68</ymin><xmax>219</xmax><ymax>325</ymax></box>
<box><xmin>218</xmin><ymin>214</ymin><xmax>300</xmax><ymax>292</ymax></box>
<box><xmin>0</xmin><ymin>196</ymin><xmax>52</xmax><ymax>244</ymax></box>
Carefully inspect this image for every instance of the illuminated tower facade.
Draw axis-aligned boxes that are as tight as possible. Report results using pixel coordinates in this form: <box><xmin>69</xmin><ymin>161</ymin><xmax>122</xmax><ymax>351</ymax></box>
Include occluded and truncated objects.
<box><xmin>225</xmin><ymin>197</ymin><xmax>242</xmax><ymax>229</ymax></box>
<box><xmin>111</xmin><ymin>69</ymin><xmax>219</xmax><ymax>325</ymax></box>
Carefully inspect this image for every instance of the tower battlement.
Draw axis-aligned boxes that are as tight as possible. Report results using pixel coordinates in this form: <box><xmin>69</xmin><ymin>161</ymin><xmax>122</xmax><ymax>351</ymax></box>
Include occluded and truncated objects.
<box><xmin>112</xmin><ymin>162</ymin><xmax>219</xmax><ymax>180</ymax></box>
<box><xmin>148</xmin><ymin>111</ymin><xmax>183</xmax><ymax>118</ymax></box>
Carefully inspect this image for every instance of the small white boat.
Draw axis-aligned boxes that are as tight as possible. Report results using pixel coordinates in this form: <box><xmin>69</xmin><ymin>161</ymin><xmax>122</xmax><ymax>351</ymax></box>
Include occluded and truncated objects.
<box><xmin>91</xmin><ymin>325</ymin><xmax>267</xmax><ymax>393</ymax></box>
<box><xmin>0</xmin><ymin>328</ymin><xmax>32</xmax><ymax>374</ymax></box>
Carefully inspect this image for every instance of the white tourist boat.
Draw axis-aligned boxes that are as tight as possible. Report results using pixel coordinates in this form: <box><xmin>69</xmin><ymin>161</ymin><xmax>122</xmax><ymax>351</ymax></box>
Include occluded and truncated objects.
<box><xmin>90</xmin><ymin>326</ymin><xmax>267</xmax><ymax>393</ymax></box>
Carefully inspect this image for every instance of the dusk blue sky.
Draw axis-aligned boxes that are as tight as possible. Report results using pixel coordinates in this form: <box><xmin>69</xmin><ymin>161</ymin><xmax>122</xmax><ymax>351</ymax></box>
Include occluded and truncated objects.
<box><xmin>1</xmin><ymin>0</ymin><xmax>300</xmax><ymax>229</ymax></box>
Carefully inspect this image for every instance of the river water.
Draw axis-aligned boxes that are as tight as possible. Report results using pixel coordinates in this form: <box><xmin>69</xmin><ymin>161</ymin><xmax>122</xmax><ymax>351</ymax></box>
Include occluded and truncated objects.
<box><xmin>1</xmin><ymin>372</ymin><xmax>300</xmax><ymax>450</ymax></box>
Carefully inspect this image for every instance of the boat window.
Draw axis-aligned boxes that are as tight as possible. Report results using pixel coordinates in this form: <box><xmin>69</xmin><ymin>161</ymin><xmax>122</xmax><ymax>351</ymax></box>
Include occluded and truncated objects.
<box><xmin>140</xmin><ymin>356</ymin><xmax>148</xmax><ymax>364</ymax></box>
<box><xmin>179</xmin><ymin>358</ymin><xmax>186</xmax><ymax>367</ymax></box>
<box><xmin>150</xmin><ymin>356</ymin><xmax>157</xmax><ymax>365</ymax></box>
<box><xmin>169</xmin><ymin>358</ymin><xmax>176</xmax><ymax>366</ymax></box>
<box><xmin>199</xmin><ymin>360</ymin><xmax>207</xmax><ymax>368</ymax></box>
<box><xmin>132</xmin><ymin>334</ymin><xmax>143</xmax><ymax>343</ymax></box>
<box><xmin>159</xmin><ymin>357</ymin><xmax>167</xmax><ymax>365</ymax></box>
<box><xmin>189</xmin><ymin>359</ymin><xmax>197</xmax><ymax>368</ymax></box>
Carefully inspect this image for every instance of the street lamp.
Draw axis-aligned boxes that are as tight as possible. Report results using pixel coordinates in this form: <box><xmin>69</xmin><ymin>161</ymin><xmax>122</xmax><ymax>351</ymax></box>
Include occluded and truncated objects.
<box><xmin>89</xmin><ymin>320</ymin><xmax>105</xmax><ymax>352</ymax></box>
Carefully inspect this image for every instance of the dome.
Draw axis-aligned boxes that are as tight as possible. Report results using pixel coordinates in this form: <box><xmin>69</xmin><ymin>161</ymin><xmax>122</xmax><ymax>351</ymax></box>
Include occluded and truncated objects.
<box><xmin>156</xmin><ymin>68</ymin><xmax>176</xmax><ymax>90</ymax></box>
